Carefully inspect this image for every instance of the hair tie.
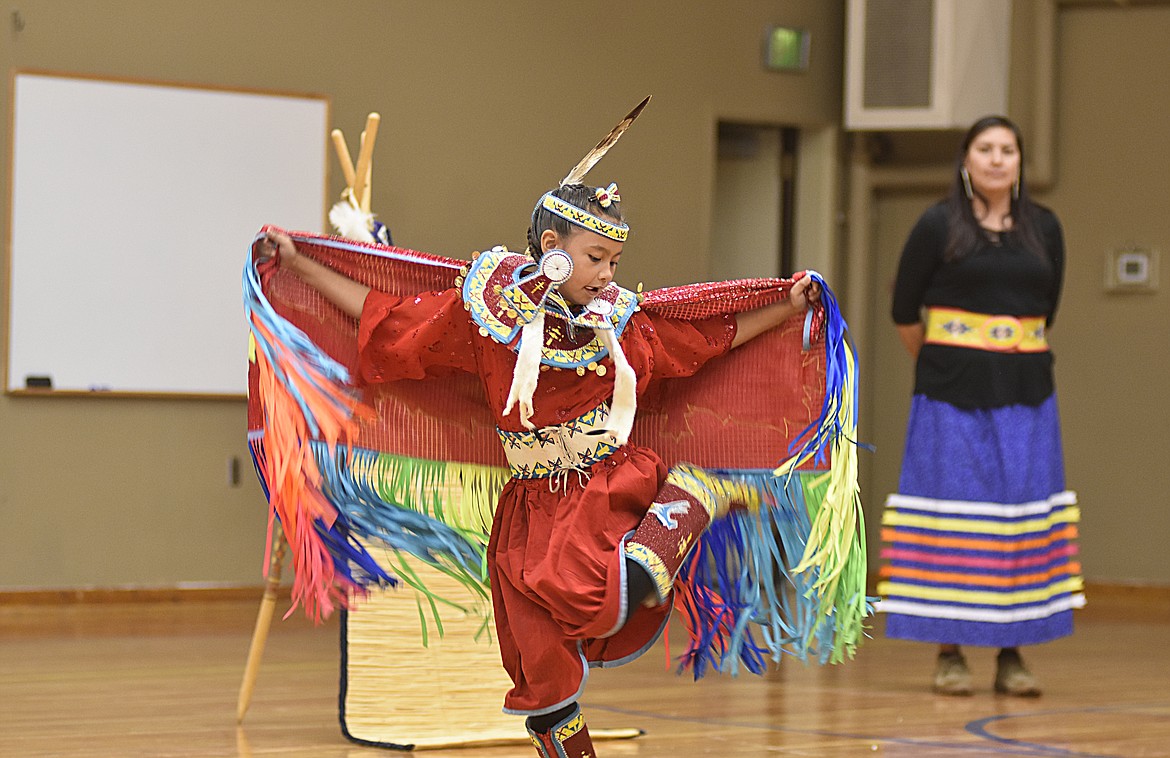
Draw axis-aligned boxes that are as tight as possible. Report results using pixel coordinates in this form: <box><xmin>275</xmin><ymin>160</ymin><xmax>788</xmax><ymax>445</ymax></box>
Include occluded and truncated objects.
<box><xmin>594</xmin><ymin>182</ymin><xmax>620</xmax><ymax>208</ymax></box>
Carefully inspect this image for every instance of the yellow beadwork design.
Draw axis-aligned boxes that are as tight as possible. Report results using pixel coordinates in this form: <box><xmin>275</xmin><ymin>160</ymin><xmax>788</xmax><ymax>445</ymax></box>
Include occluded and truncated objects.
<box><xmin>462</xmin><ymin>249</ymin><xmax>639</xmax><ymax>368</ymax></box>
<box><xmin>924</xmin><ymin>307</ymin><xmax>1048</xmax><ymax>353</ymax></box>
<box><xmin>539</xmin><ymin>291</ymin><xmax>639</xmax><ymax>369</ymax></box>
<box><xmin>501</xmin><ymin>283</ymin><xmax>541</xmax><ymax>323</ymax></box>
<box><xmin>496</xmin><ymin>403</ymin><xmax>621</xmax><ymax>479</ymax></box>
<box><xmin>554</xmin><ymin>711</ymin><xmax>586</xmax><ymax>742</ymax></box>
<box><xmin>667</xmin><ymin>464</ymin><xmax>761</xmax><ymax>518</ymax></box>
<box><xmin>540</xmin><ymin>193</ymin><xmax>629</xmax><ymax>242</ymax></box>
<box><xmin>624</xmin><ymin>542</ymin><xmax>671</xmax><ymax>598</ymax></box>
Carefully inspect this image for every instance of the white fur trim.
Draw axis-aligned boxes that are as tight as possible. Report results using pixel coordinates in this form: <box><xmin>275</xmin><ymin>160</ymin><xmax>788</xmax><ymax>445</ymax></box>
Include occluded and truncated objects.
<box><xmin>328</xmin><ymin>201</ymin><xmax>376</xmax><ymax>243</ymax></box>
<box><xmin>597</xmin><ymin>327</ymin><xmax>636</xmax><ymax>445</ymax></box>
<box><xmin>503</xmin><ymin>310</ymin><xmax>545</xmax><ymax>429</ymax></box>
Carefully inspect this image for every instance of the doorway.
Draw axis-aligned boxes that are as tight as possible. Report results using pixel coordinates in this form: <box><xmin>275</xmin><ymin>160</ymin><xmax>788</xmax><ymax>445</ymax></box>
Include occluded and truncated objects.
<box><xmin>711</xmin><ymin>122</ymin><xmax>799</xmax><ymax>280</ymax></box>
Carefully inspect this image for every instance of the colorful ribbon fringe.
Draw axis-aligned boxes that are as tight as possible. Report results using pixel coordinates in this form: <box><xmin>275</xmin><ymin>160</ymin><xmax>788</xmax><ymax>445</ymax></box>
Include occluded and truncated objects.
<box><xmin>243</xmin><ymin>232</ymin><xmax>871</xmax><ymax>670</ymax></box>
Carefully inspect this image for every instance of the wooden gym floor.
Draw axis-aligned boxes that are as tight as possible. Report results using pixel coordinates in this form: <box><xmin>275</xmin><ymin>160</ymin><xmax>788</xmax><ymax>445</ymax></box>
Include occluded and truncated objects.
<box><xmin>1</xmin><ymin>589</ymin><xmax>1166</xmax><ymax>757</ymax></box>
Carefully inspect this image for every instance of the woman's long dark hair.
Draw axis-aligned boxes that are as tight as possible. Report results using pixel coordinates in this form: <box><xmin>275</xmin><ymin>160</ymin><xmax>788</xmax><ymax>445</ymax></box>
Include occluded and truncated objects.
<box><xmin>943</xmin><ymin>115</ymin><xmax>1046</xmax><ymax>261</ymax></box>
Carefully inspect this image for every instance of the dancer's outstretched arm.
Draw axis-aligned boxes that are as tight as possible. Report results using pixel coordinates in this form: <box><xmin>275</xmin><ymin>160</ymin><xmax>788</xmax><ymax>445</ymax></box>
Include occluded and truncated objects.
<box><xmin>731</xmin><ymin>274</ymin><xmax>820</xmax><ymax>349</ymax></box>
<box><xmin>260</xmin><ymin>229</ymin><xmax>371</xmax><ymax>319</ymax></box>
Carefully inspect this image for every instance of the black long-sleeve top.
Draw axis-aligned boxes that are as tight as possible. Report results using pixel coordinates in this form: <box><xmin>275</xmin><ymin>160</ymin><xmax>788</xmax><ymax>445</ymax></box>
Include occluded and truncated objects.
<box><xmin>890</xmin><ymin>202</ymin><xmax>1065</xmax><ymax>409</ymax></box>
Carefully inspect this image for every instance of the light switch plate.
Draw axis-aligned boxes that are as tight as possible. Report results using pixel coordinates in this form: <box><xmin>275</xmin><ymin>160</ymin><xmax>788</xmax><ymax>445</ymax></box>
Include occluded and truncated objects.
<box><xmin>1105</xmin><ymin>247</ymin><xmax>1159</xmax><ymax>292</ymax></box>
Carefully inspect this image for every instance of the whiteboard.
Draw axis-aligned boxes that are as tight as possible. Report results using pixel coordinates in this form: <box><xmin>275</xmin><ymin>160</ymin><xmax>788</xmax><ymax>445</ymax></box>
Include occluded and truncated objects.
<box><xmin>6</xmin><ymin>72</ymin><xmax>328</xmax><ymax>396</ymax></box>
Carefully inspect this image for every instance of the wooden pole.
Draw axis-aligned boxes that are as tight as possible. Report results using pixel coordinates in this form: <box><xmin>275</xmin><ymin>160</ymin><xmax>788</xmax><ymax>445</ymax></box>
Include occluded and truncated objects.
<box><xmin>330</xmin><ymin>129</ymin><xmax>356</xmax><ymax>191</ymax></box>
<box><xmin>360</xmin><ymin>129</ymin><xmax>373</xmax><ymax>215</ymax></box>
<box><xmin>350</xmin><ymin>113</ymin><xmax>380</xmax><ymax>212</ymax></box>
<box><xmin>236</xmin><ymin>528</ymin><xmax>286</xmax><ymax>723</ymax></box>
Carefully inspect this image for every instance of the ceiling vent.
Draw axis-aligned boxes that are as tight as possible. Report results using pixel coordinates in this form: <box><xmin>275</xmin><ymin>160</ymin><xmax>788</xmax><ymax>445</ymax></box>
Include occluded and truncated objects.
<box><xmin>845</xmin><ymin>0</ymin><xmax>1011</xmax><ymax>130</ymax></box>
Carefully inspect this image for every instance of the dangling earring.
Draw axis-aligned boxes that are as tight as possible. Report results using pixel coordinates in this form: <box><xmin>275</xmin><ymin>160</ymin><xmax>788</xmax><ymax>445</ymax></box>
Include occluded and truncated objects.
<box><xmin>1012</xmin><ymin>176</ymin><xmax>1020</xmax><ymax>200</ymax></box>
<box><xmin>960</xmin><ymin>166</ymin><xmax>974</xmax><ymax>200</ymax></box>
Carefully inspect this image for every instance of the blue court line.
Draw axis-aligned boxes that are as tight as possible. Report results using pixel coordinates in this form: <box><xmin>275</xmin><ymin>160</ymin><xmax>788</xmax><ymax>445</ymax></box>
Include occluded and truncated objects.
<box><xmin>965</xmin><ymin>702</ymin><xmax>1170</xmax><ymax>758</ymax></box>
<box><xmin>583</xmin><ymin>701</ymin><xmax>1122</xmax><ymax>756</ymax></box>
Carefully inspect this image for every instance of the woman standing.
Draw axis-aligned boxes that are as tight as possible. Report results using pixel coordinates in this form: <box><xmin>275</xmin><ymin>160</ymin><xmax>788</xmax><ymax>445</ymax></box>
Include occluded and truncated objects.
<box><xmin>878</xmin><ymin>116</ymin><xmax>1084</xmax><ymax>697</ymax></box>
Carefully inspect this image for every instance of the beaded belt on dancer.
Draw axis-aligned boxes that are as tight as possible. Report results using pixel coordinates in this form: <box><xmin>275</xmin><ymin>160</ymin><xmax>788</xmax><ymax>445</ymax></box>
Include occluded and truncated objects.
<box><xmin>497</xmin><ymin>402</ymin><xmax>621</xmax><ymax>483</ymax></box>
<box><xmin>924</xmin><ymin>307</ymin><xmax>1048</xmax><ymax>353</ymax></box>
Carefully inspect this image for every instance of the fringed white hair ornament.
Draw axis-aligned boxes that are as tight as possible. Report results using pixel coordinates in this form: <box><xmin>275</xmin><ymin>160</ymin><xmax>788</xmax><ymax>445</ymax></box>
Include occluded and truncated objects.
<box><xmin>502</xmin><ymin>248</ymin><xmax>573</xmax><ymax>429</ymax></box>
<box><xmin>595</xmin><ymin>326</ymin><xmax>637</xmax><ymax>444</ymax></box>
<box><xmin>502</xmin><ymin>309</ymin><xmax>545</xmax><ymax>430</ymax></box>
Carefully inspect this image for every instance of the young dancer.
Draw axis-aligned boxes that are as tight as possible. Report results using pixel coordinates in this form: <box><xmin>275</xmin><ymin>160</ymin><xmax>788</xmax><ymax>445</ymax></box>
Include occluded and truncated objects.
<box><xmin>260</xmin><ymin>179</ymin><xmax>819</xmax><ymax>755</ymax></box>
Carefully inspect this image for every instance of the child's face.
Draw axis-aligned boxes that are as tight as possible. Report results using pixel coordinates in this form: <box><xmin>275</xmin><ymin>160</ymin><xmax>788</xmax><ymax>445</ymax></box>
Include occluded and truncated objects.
<box><xmin>549</xmin><ymin>228</ymin><xmax>623</xmax><ymax>306</ymax></box>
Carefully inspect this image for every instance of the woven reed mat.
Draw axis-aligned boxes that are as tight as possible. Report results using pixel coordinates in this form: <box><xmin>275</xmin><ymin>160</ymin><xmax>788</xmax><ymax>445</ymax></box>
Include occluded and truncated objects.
<box><xmin>340</xmin><ymin>550</ymin><xmax>641</xmax><ymax>750</ymax></box>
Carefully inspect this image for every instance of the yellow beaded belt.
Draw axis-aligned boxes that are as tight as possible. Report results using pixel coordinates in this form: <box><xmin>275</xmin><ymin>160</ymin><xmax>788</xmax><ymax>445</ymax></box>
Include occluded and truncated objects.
<box><xmin>496</xmin><ymin>403</ymin><xmax>621</xmax><ymax>480</ymax></box>
<box><xmin>924</xmin><ymin>307</ymin><xmax>1048</xmax><ymax>353</ymax></box>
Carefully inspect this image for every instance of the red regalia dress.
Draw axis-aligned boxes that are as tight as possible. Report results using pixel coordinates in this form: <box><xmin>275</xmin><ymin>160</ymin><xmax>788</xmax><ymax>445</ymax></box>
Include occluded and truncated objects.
<box><xmin>244</xmin><ymin>228</ymin><xmax>870</xmax><ymax>715</ymax></box>
<box><xmin>356</xmin><ymin>251</ymin><xmax>738</xmax><ymax>710</ymax></box>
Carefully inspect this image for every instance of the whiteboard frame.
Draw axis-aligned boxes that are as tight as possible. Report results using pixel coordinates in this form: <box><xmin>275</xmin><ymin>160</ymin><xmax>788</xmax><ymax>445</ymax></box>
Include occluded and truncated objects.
<box><xmin>4</xmin><ymin>70</ymin><xmax>330</xmax><ymax>398</ymax></box>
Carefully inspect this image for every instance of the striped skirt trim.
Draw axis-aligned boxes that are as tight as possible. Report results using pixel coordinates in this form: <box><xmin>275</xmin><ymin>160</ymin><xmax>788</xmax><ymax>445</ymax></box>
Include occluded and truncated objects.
<box><xmin>885</xmin><ymin>490</ymin><xmax>1077</xmax><ymax>518</ymax></box>
<box><xmin>879</xmin><ymin>487</ymin><xmax>1083</xmax><ymax>645</ymax></box>
<box><xmin>880</xmin><ymin>525</ymin><xmax>1078</xmax><ymax>554</ymax></box>
<box><xmin>883</xmin><ymin>506</ymin><xmax>1080</xmax><ymax>537</ymax></box>
<box><xmin>877</xmin><ymin>594</ymin><xmax>1086</xmax><ymax>624</ymax></box>
<box><xmin>878</xmin><ymin>576</ymin><xmax>1083</xmax><ymax>606</ymax></box>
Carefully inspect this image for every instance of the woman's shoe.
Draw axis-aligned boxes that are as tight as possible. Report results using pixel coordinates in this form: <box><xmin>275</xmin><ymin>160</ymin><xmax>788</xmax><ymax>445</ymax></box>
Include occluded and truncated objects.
<box><xmin>933</xmin><ymin>651</ymin><xmax>973</xmax><ymax>695</ymax></box>
<box><xmin>995</xmin><ymin>650</ymin><xmax>1042</xmax><ymax>697</ymax></box>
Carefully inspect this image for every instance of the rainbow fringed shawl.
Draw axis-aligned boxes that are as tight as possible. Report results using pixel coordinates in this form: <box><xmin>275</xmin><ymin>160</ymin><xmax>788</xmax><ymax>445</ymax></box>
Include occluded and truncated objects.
<box><xmin>244</xmin><ymin>227</ymin><xmax>872</xmax><ymax>674</ymax></box>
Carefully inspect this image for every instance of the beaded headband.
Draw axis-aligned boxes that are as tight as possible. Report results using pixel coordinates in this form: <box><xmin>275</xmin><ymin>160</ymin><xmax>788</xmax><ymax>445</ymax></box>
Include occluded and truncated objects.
<box><xmin>538</xmin><ymin>191</ymin><xmax>629</xmax><ymax>242</ymax></box>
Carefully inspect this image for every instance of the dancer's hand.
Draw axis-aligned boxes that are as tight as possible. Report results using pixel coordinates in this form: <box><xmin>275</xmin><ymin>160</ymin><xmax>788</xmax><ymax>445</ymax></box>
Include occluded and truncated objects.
<box><xmin>260</xmin><ymin>229</ymin><xmax>299</xmax><ymax>268</ymax></box>
<box><xmin>789</xmin><ymin>273</ymin><xmax>821</xmax><ymax>310</ymax></box>
<box><xmin>731</xmin><ymin>274</ymin><xmax>821</xmax><ymax>349</ymax></box>
<box><xmin>256</xmin><ymin>229</ymin><xmax>370</xmax><ymax>319</ymax></box>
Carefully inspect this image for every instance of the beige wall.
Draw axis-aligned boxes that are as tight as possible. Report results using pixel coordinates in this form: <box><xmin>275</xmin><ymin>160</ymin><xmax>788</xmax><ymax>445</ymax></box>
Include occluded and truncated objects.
<box><xmin>5</xmin><ymin>1</ymin><xmax>1167</xmax><ymax>592</ymax></box>
<box><xmin>862</xmin><ymin>2</ymin><xmax>1170</xmax><ymax>585</ymax></box>
<box><xmin>0</xmin><ymin>1</ymin><xmax>845</xmax><ymax>589</ymax></box>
